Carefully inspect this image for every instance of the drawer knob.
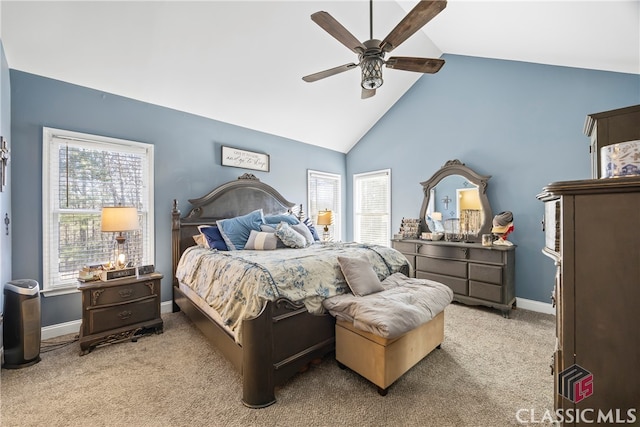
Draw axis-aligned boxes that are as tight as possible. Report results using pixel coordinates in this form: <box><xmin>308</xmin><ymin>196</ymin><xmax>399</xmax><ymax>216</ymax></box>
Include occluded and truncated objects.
<box><xmin>118</xmin><ymin>310</ymin><xmax>133</xmax><ymax>321</ymax></box>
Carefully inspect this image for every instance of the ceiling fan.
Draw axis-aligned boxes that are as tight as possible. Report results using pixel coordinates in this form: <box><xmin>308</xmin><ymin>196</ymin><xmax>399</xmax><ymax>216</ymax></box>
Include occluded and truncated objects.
<box><xmin>302</xmin><ymin>0</ymin><xmax>447</xmax><ymax>99</ymax></box>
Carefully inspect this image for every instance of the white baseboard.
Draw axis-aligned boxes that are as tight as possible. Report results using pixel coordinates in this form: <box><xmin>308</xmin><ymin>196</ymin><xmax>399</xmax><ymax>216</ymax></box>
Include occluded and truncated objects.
<box><xmin>41</xmin><ymin>300</ymin><xmax>175</xmax><ymax>340</ymax></box>
<box><xmin>516</xmin><ymin>297</ymin><xmax>555</xmax><ymax>315</ymax></box>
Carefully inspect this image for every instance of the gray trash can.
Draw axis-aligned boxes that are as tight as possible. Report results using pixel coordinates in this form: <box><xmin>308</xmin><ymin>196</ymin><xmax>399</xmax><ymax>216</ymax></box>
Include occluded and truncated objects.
<box><xmin>2</xmin><ymin>279</ymin><xmax>41</xmax><ymax>369</ymax></box>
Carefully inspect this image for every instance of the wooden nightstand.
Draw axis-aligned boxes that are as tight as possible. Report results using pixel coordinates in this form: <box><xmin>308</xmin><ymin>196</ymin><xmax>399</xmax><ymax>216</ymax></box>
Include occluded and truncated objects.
<box><xmin>78</xmin><ymin>272</ymin><xmax>163</xmax><ymax>355</ymax></box>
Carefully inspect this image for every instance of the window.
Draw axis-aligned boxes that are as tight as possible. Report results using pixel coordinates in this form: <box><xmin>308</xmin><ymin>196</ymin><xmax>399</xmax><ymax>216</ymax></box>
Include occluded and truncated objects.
<box><xmin>353</xmin><ymin>169</ymin><xmax>391</xmax><ymax>246</ymax></box>
<box><xmin>307</xmin><ymin>170</ymin><xmax>341</xmax><ymax>241</ymax></box>
<box><xmin>42</xmin><ymin>128</ymin><xmax>154</xmax><ymax>294</ymax></box>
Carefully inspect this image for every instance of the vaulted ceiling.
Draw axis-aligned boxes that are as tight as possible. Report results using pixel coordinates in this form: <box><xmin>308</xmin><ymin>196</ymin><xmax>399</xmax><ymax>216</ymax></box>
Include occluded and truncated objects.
<box><xmin>2</xmin><ymin>1</ymin><xmax>638</xmax><ymax>153</ymax></box>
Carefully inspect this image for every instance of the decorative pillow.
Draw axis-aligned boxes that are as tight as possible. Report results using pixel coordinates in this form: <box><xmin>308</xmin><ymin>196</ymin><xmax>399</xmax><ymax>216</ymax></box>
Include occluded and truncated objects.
<box><xmin>260</xmin><ymin>225</ymin><xmax>287</xmax><ymax>248</ymax></box>
<box><xmin>292</xmin><ymin>223</ymin><xmax>315</xmax><ymax>246</ymax></box>
<box><xmin>264</xmin><ymin>213</ymin><xmax>300</xmax><ymax>225</ymax></box>
<box><xmin>244</xmin><ymin>230</ymin><xmax>278</xmax><ymax>250</ymax></box>
<box><xmin>337</xmin><ymin>256</ymin><xmax>384</xmax><ymax>297</ymax></box>
<box><xmin>192</xmin><ymin>234</ymin><xmax>206</xmax><ymax>247</ymax></box>
<box><xmin>303</xmin><ymin>217</ymin><xmax>320</xmax><ymax>241</ymax></box>
<box><xmin>216</xmin><ymin>209</ymin><xmax>265</xmax><ymax>250</ymax></box>
<box><xmin>275</xmin><ymin>222</ymin><xmax>307</xmax><ymax>249</ymax></box>
<box><xmin>197</xmin><ymin>225</ymin><xmax>229</xmax><ymax>251</ymax></box>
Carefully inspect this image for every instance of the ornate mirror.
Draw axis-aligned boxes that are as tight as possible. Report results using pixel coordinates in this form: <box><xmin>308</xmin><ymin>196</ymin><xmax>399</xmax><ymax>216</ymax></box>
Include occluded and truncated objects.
<box><xmin>420</xmin><ymin>159</ymin><xmax>493</xmax><ymax>242</ymax></box>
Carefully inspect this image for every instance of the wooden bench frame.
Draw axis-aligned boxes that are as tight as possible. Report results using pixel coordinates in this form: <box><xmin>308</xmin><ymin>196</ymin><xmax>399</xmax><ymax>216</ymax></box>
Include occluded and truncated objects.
<box><xmin>335</xmin><ymin>310</ymin><xmax>445</xmax><ymax>395</ymax></box>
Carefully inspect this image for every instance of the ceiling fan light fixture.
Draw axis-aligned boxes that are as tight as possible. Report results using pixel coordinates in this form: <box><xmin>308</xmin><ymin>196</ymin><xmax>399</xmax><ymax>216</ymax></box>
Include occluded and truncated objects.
<box><xmin>361</xmin><ymin>56</ymin><xmax>383</xmax><ymax>90</ymax></box>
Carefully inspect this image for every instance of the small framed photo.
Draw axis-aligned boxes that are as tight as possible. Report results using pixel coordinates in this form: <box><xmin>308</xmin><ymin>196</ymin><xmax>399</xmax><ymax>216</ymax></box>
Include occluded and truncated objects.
<box><xmin>221</xmin><ymin>146</ymin><xmax>270</xmax><ymax>172</ymax></box>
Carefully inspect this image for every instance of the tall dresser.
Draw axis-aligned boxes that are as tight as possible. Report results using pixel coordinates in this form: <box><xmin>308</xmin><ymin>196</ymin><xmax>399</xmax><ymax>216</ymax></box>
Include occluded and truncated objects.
<box><xmin>537</xmin><ymin>177</ymin><xmax>640</xmax><ymax>422</ymax></box>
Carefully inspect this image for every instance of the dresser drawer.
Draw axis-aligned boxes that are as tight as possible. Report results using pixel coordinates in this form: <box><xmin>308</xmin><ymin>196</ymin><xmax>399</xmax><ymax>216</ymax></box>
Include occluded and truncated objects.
<box><xmin>469</xmin><ymin>263</ymin><xmax>502</xmax><ymax>285</ymax></box>
<box><xmin>469</xmin><ymin>281</ymin><xmax>502</xmax><ymax>303</ymax></box>
<box><xmin>392</xmin><ymin>241</ymin><xmax>417</xmax><ymax>254</ymax></box>
<box><xmin>417</xmin><ymin>271</ymin><xmax>468</xmax><ymax>295</ymax></box>
<box><xmin>89</xmin><ymin>280</ymin><xmax>158</xmax><ymax>307</ymax></box>
<box><xmin>87</xmin><ymin>297</ymin><xmax>159</xmax><ymax>334</ymax></box>
<box><xmin>416</xmin><ymin>257</ymin><xmax>467</xmax><ymax>278</ymax></box>
<box><xmin>468</xmin><ymin>248</ymin><xmax>503</xmax><ymax>264</ymax></box>
<box><xmin>417</xmin><ymin>244</ymin><xmax>467</xmax><ymax>260</ymax></box>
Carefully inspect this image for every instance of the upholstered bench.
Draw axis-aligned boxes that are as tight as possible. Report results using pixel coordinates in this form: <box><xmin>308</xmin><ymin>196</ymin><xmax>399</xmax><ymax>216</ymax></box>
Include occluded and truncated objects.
<box><xmin>335</xmin><ymin>310</ymin><xmax>444</xmax><ymax>395</ymax></box>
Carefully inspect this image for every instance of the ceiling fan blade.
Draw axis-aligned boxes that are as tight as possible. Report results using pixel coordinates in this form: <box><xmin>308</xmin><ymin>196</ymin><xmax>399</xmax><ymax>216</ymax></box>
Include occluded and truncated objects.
<box><xmin>385</xmin><ymin>57</ymin><xmax>445</xmax><ymax>73</ymax></box>
<box><xmin>311</xmin><ymin>11</ymin><xmax>366</xmax><ymax>54</ymax></box>
<box><xmin>302</xmin><ymin>63</ymin><xmax>358</xmax><ymax>83</ymax></box>
<box><xmin>361</xmin><ymin>88</ymin><xmax>376</xmax><ymax>99</ymax></box>
<box><xmin>380</xmin><ymin>0</ymin><xmax>447</xmax><ymax>53</ymax></box>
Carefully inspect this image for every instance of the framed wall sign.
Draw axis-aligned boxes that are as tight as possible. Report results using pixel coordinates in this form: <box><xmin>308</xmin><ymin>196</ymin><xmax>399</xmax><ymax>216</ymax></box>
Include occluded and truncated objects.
<box><xmin>221</xmin><ymin>146</ymin><xmax>270</xmax><ymax>172</ymax></box>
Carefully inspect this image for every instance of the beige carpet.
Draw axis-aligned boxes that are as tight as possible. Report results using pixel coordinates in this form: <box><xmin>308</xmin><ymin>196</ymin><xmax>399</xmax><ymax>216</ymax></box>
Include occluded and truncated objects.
<box><xmin>1</xmin><ymin>303</ymin><xmax>555</xmax><ymax>427</ymax></box>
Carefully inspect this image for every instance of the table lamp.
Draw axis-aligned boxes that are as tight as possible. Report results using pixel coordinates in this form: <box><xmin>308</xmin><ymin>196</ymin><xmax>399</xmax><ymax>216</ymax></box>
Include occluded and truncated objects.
<box><xmin>101</xmin><ymin>206</ymin><xmax>139</xmax><ymax>268</ymax></box>
<box><xmin>316</xmin><ymin>210</ymin><xmax>333</xmax><ymax>242</ymax></box>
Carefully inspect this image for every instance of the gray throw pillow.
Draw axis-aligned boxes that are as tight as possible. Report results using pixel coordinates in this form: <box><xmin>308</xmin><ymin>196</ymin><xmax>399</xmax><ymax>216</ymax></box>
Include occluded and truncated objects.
<box><xmin>337</xmin><ymin>256</ymin><xmax>384</xmax><ymax>296</ymax></box>
<box><xmin>244</xmin><ymin>230</ymin><xmax>278</xmax><ymax>250</ymax></box>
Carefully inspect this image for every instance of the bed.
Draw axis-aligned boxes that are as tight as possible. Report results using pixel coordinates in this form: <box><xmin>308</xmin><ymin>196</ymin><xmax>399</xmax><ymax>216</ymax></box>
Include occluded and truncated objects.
<box><xmin>171</xmin><ymin>174</ymin><xmax>410</xmax><ymax>407</ymax></box>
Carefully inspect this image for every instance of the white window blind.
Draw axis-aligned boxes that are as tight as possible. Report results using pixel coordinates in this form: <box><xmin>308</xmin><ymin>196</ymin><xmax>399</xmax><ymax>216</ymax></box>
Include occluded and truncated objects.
<box><xmin>354</xmin><ymin>169</ymin><xmax>391</xmax><ymax>246</ymax></box>
<box><xmin>42</xmin><ymin>128</ymin><xmax>154</xmax><ymax>293</ymax></box>
<box><xmin>307</xmin><ymin>170</ymin><xmax>341</xmax><ymax>241</ymax></box>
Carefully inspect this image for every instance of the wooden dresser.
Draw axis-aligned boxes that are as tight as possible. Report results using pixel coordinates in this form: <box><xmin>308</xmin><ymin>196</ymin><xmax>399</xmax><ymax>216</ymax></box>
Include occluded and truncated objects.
<box><xmin>538</xmin><ymin>178</ymin><xmax>640</xmax><ymax>422</ymax></box>
<box><xmin>584</xmin><ymin>105</ymin><xmax>640</xmax><ymax>178</ymax></box>
<box><xmin>78</xmin><ymin>273</ymin><xmax>163</xmax><ymax>355</ymax></box>
<box><xmin>391</xmin><ymin>239</ymin><xmax>516</xmax><ymax>317</ymax></box>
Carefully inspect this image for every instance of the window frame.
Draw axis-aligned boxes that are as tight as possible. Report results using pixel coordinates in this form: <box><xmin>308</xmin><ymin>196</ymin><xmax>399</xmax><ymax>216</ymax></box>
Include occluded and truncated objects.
<box><xmin>42</xmin><ymin>127</ymin><xmax>155</xmax><ymax>295</ymax></box>
<box><xmin>307</xmin><ymin>170</ymin><xmax>341</xmax><ymax>241</ymax></box>
<box><xmin>353</xmin><ymin>168</ymin><xmax>391</xmax><ymax>246</ymax></box>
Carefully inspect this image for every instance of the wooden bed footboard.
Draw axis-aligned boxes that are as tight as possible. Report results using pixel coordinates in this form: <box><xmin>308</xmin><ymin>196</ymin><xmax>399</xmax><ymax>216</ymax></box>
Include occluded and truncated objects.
<box><xmin>171</xmin><ymin>175</ymin><xmax>336</xmax><ymax>407</ymax></box>
<box><xmin>173</xmin><ymin>284</ymin><xmax>335</xmax><ymax>408</ymax></box>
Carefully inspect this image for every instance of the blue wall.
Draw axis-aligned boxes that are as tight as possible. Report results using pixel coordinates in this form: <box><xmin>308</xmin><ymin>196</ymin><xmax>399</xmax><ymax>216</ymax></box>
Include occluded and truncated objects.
<box><xmin>9</xmin><ymin>54</ymin><xmax>640</xmax><ymax>326</ymax></box>
<box><xmin>347</xmin><ymin>54</ymin><xmax>640</xmax><ymax>303</ymax></box>
<box><xmin>10</xmin><ymin>71</ymin><xmax>345</xmax><ymax>327</ymax></box>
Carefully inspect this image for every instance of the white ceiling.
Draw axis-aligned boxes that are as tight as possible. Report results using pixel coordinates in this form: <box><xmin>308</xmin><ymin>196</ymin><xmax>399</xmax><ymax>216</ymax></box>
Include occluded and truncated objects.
<box><xmin>1</xmin><ymin>1</ymin><xmax>638</xmax><ymax>153</ymax></box>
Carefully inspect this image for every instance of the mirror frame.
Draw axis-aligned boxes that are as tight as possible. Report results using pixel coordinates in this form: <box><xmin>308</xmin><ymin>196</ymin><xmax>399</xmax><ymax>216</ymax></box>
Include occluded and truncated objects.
<box><xmin>419</xmin><ymin>159</ymin><xmax>493</xmax><ymax>242</ymax></box>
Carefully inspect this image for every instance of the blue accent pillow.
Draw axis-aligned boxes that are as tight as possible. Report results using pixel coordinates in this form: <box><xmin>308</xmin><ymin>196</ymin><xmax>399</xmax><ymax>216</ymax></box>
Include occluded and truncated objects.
<box><xmin>216</xmin><ymin>209</ymin><xmax>265</xmax><ymax>250</ymax></box>
<box><xmin>264</xmin><ymin>213</ymin><xmax>300</xmax><ymax>225</ymax></box>
<box><xmin>197</xmin><ymin>225</ymin><xmax>228</xmax><ymax>251</ymax></box>
<box><xmin>275</xmin><ymin>222</ymin><xmax>307</xmax><ymax>248</ymax></box>
<box><xmin>303</xmin><ymin>217</ymin><xmax>320</xmax><ymax>241</ymax></box>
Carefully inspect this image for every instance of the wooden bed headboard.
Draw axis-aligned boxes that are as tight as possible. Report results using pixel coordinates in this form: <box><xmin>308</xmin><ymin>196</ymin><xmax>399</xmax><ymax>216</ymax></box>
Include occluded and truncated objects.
<box><xmin>171</xmin><ymin>173</ymin><xmax>297</xmax><ymax>285</ymax></box>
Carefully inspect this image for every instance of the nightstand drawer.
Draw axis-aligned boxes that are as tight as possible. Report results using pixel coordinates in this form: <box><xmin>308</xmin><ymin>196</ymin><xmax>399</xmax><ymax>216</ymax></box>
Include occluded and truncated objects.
<box><xmin>89</xmin><ymin>280</ymin><xmax>158</xmax><ymax>307</ymax></box>
<box><xmin>87</xmin><ymin>297</ymin><xmax>159</xmax><ymax>334</ymax></box>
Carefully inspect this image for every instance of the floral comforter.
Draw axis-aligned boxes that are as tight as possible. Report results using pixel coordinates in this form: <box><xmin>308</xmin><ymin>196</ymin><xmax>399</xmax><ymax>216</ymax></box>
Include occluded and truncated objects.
<box><xmin>175</xmin><ymin>242</ymin><xmax>409</xmax><ymax>341</ymax></box>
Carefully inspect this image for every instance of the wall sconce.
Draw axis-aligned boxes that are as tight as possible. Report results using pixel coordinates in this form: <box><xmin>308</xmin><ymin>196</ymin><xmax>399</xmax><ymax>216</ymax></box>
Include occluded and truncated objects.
<box><xmin>316</xmin><ymin>210</ymin><xmax>334</xmax><ymax>242</ymax></box>
<box><xmin>101</xmin><ymin>206</ymin><xmax>139</xmax><ymax>269</ymax></box>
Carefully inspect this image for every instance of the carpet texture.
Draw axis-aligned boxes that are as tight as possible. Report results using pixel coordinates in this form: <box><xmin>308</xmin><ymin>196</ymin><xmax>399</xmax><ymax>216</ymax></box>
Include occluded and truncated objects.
<box><xmin>0</xmin><ymin>303</ymin><xmax>555</xmax><ymax>427</ymax></box>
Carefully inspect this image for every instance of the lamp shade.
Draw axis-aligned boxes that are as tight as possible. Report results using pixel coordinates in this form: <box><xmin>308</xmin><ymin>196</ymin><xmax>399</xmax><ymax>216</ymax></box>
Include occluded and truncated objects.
<box><xmin>101</xmin><ymin>206</ymin><xmax>139</xmax><ymax>232</ymax></box>
<box><xmin>317</xmin><ymin>210</ymin><xmax>333</xmax><ymax>226</ymax></box>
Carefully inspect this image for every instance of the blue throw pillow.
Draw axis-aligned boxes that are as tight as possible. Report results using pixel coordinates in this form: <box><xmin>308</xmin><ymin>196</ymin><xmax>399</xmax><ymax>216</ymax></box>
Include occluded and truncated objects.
<box><xmin>216</xmin><ymin>209</ymin><xmax>265</xmax><ymax>250</ymax></box>
<box><xmin>264</xmin><ymin>213</ymin><xmax>300</xmax><ymax>225</ymax></box>
<box><xmin>197</xmin><ymin>225</ymin><xmax>228</xmax><ymax>251</ymax></box>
